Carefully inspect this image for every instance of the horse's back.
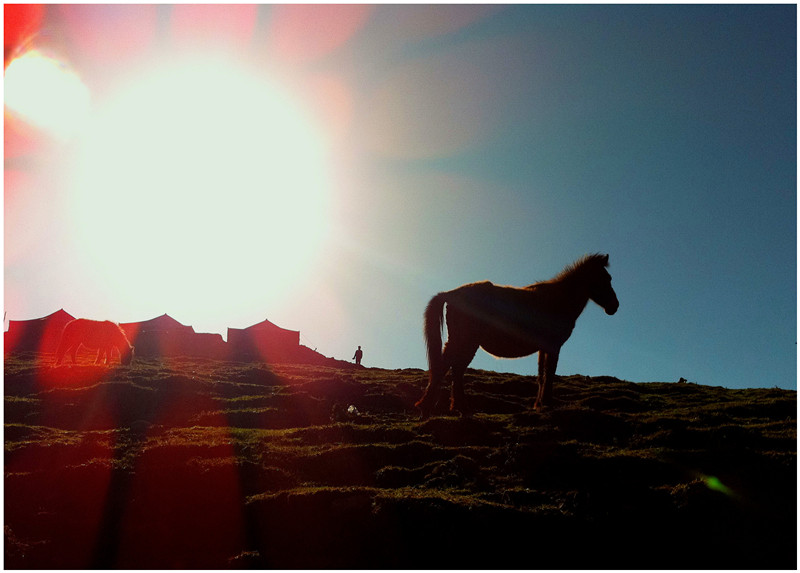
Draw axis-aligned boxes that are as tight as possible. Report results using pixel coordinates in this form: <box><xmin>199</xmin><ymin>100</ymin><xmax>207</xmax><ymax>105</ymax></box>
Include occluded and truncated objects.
<box><xmin>62</xmin><ymin>319</ymin><xmax>120</xmax><ymax>348</ymax></box>
<box><xmin>443</xmin><ymin>280</ymin><xmax>572</xmax><ymax>356</ymax></box>
<box><xmin>446</xmin><ymin>281</ymin><xmax>537</xmax><ymax>321</ymax></box>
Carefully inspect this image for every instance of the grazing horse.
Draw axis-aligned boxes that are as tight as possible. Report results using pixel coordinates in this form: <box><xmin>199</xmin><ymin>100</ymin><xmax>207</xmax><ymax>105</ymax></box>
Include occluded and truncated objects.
<box><xmin>416</xmin><ymin>253</ymin><xmax>618</xmax><ymax>419</ymax></box>
<box><xmin>56</xmin><ymin>319</ymin><xmax>135</xmax><ymax>366</ymax></box>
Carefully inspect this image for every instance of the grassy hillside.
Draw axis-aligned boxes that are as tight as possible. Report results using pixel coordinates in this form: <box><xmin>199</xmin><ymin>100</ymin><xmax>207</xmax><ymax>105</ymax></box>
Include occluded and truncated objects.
<box><xmin>4</xmin><ymin>352</ymin><xmax>796</xmax><ymax>569</ymax></box>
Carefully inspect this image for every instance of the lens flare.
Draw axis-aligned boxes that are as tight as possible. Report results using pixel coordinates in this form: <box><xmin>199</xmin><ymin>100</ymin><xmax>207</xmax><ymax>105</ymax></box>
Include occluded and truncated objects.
<box><xmin>268</xmin><ymin>4</ymin><xmax>371</xmax><ymax>63</ymax></box>
<box><xmin>57</xmin><ymin>4</ymin><xmax>158</xmax><ymax>68</ymax></box>
<box><xmin>69</xmin><ymin>58</ymin><xmax>332</xmax><ymax>324</ymax></box>
<box><xmin>4</xmin><ymin>50</ymin><xmax>91</xmax><ymax>140</ymax></box>
<box><xmin>170</xmin><ymin>4</ymin><xmax>258</xmax><ymax>54</ymax></box>
<box><xmin>363</xmin><ymin>54</ymin><xmax>493</xmax><ymax>159</ymax></box>
<box><xmin>703</xmin><ymin>475</ymin><xmax>734</xmax><ymax>497</ymax></box>
<box><xmin>4</xmin><ymin>4</ymin><xmax>44</xmax><ymax>59</ymax></box>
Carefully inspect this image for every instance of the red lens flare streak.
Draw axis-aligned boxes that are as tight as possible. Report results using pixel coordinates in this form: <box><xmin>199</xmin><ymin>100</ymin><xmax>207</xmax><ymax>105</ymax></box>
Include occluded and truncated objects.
<box><xmin>4</xmin><ymin>4</ymin><xmax>44</xmax><ymax>64</ymax></box>
<box><xmin>4</xmin><ymin>7</ymin><xmax>504</xmax><ymax>567</ymax></box>
<box><xmin>267</xmin><ymin>4</ymin><xmax>371</xmax><ymax>64</ymax></box>
<box><xmin>170</xmin><ymin>4</ymin><xmax>258</xmax><ymax>54</ymax></box>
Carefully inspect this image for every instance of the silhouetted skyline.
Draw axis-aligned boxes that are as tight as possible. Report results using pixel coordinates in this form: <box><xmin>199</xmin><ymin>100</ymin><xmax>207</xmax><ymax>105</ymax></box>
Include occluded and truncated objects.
<box><xmin>4</xmin><ymin>5</ymin><xmax>795</xmax><ymax>389</ymax></box>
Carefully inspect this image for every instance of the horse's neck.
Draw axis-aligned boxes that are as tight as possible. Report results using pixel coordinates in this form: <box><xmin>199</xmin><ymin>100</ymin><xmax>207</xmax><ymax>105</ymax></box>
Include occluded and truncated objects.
<box><xmin>112</xmin><ymin>330</ymin><xmax>127</xmax><ymax>347</ymax></box>
<box><xmin>549</xmin><ymin>276</ymin><xmax>592</xmax><ymax>320</ymax></box>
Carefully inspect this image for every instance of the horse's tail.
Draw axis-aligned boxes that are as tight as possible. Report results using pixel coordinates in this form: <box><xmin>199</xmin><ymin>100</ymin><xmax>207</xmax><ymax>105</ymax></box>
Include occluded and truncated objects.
<box><xmin>424</xmin><ymin>292</ymin><xmax>447</xmax><ymax>375</ymax></box>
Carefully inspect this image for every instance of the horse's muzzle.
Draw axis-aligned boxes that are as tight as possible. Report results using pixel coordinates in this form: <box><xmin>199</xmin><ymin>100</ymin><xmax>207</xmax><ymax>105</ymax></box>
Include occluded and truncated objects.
<box><xmin>605</xmin><ymin>304</ymin><xmax>619</xmax><ymax>315</ymax></box>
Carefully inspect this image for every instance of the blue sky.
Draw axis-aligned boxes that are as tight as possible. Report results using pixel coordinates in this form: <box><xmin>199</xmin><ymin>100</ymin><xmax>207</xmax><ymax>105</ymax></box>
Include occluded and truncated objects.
<box><xmin>5</xmin><ymin>5</ymin><xmax>796</xmax><ymax>389</ymax></box>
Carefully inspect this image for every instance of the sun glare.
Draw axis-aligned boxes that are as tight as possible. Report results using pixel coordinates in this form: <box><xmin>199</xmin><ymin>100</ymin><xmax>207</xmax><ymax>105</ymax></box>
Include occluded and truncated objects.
<box><xmin>4</xmin><ymin>50</ymin><xmax>91</xmax><ymax>140</ymax></box>
<box><xmin>69</xmin><ymin>58</ymin><xmax>332</xmax><ymax>326</ymax></box>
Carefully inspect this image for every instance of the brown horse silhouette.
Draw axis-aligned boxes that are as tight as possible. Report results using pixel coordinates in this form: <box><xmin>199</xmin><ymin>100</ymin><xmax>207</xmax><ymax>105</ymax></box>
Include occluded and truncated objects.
<box><xmin>56</xmin><ymin>319</ymin><xmax>134</xmax><ymax>366</ymax></box>
<box><xmin>416</xmin><ymin>253</ymin><xmax>619</xmax><ymax>419</ymax></box>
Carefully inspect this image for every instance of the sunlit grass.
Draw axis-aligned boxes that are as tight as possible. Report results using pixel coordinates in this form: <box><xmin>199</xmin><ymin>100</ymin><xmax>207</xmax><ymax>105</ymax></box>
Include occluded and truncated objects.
<box><xmin>4</xmin><ymin>354</ymin><xmax>795</xmax><ymax>569</ymax></box>
<box><xmin>4</xmin><ymin>424</ymin><xmax>117</xmax><ymax>452</ymax></box>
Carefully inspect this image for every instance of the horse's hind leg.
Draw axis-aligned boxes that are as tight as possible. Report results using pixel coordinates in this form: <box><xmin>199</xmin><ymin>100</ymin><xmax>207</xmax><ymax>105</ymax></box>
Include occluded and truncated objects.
<box><xmin>55</xmin><ymin>342</ymin><xmax>68</xmax><ymax>366</ymax></box>
<box><xmin>450</xmin><ymin>366</ymin><xmax>472</xmax><ymax>417</ymax></box>
<box><xmin>416</xmin><ymin>363</ymin><xmax>448</xmax><ymax>420</ymax></box>
<box><xmin>449</xmin><ymin>343</ymin><xmax>478</xmax><ymax>416</ymax></box>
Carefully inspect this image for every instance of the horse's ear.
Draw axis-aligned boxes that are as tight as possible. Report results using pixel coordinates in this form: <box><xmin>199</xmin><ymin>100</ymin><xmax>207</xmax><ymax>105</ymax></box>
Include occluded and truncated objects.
<box><xmin>602</xmin><ymin>254</ymin><xmax>609</xmax><ymax>265</ymax></box>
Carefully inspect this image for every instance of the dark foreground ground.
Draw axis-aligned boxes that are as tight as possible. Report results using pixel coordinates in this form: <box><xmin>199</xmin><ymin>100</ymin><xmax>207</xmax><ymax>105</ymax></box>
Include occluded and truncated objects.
<box><xmin>4</xmin><ymin>352</ymin><xmax>796</xmax><ymax>569</ymax></box>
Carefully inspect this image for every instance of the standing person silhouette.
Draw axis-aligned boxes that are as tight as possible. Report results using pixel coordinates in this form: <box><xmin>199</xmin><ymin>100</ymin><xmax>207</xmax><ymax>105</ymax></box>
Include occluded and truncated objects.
<box><xmin>353</xmin><ymin>346</ymin><xmax>363</xmax><ymax>366</ymax></box>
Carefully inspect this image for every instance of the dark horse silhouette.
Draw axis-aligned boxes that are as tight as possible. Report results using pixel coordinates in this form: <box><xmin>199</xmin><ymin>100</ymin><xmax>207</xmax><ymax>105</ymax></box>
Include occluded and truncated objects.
<box><xmin>56</xmin><ymin>319</ymin><xmax>134</xmax><ymax>366</ymax></box>
<box><xmin>416</xmin><ymin>253</ymin><xmax>618</xmax><ymax>419</ymax></box>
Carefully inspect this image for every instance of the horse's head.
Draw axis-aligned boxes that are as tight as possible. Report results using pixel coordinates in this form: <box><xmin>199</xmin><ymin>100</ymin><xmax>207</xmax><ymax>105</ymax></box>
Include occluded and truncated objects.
<box><xmin>588</xmin><ymin>254</ymin><xmax>619</xmax><ymax>315</ymax></box>
<box><xmin>121</xmin><ymin>345</ymin><xmax>134</xmax><ymax>365</ymax></box>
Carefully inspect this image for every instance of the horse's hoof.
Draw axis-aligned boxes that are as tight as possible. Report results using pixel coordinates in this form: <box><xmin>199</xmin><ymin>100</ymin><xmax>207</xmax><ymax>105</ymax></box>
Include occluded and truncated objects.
<box><xmin>450</xmin><ymin>406</ymin><xmax>473</xmax><ymax>418</ymax></box>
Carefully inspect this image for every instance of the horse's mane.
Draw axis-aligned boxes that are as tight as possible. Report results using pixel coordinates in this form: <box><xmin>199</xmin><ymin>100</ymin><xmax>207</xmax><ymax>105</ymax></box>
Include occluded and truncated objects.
<box><xmin>111</xmin><ymin>322</ymin><xmax>132</xmax><ymax>346</ymax></box>
<box><xmin>552</xmin><ymin>253</ymin><xmax>609</xmax><ymax>282</ymax></box>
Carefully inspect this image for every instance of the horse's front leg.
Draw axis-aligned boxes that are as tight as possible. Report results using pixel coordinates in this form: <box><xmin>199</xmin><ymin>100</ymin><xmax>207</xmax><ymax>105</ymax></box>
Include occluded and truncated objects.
<box><xmin>542</xmin><ymin>349</ymin><xmax>559</xmax><ymax>405</ymax></box>
<box><xmin>535</xmin><ymin>349</ymin><xmax>559</xmax><ymax>410</ymax></box>
<box><xmin>535</xmin><ymin>351</ymin><xmax>547</xmax><ymax>410</ymax></box>
<box><xmin>96</xmin><ymin>347</ymin><xmax>111</xmax><ymax>365</ymax></box>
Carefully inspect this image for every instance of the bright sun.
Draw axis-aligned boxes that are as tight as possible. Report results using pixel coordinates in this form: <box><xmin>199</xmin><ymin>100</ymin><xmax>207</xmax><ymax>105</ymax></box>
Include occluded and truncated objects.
<box><xmin>5</xmin><ymin>50</ymin><xmax>91</xmax><ymax>139</ymax></box>
<box><xmin>68</xmin><ymin>57</ymin><xmax>332</xmax><ymax>329</ymax></box>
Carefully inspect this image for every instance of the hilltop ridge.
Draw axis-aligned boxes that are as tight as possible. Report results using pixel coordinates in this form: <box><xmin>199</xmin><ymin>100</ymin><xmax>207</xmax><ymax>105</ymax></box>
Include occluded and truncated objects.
<box><xmin>4</xmin><ymin>354</ymin><xmax>796</xmax><ymax>569</ymax></box>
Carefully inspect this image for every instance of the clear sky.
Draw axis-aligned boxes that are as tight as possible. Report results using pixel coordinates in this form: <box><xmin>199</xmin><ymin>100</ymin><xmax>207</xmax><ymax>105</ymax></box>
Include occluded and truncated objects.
<box><xmin>4</xmin><ymin>4</ymin><xmax>796</xmax><ymax>389</ymax></box>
